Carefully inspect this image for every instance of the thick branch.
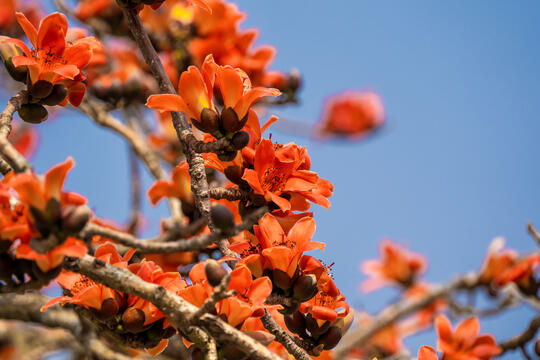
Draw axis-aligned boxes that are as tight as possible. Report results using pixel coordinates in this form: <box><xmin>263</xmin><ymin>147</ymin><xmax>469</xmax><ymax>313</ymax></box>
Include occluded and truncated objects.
<box><xmin>63</xmin><ymin>254</ymin><xmax>281</xmax><ymax>360</ymax></box>
<box><xmin>207</xmin><ymin>187</ymin><xmax>249</xmax><ymax>201</ymax></box>
<box><xmin>0</xmin><ymin>91</ymin><xmax>31</xmax><ymax>173</ymax></box>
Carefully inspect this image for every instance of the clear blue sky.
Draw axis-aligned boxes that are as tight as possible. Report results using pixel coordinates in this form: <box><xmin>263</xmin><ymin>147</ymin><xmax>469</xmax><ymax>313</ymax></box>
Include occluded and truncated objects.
<box><xmin>8</xmin><ymin>1</ymin><xmax>540</xmax><ymax>358</ymax></box>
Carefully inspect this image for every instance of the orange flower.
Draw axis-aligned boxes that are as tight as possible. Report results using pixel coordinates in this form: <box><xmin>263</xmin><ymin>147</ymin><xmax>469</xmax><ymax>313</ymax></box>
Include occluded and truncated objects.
<box><xmin>4</xmin><ymin>157</ymin><xmax>85</xmax><ymax>214</ymax></box>
<box><xmin>418</xmin><ymin>346</ymin><xmax>439</xmax><ymax>360</ymax></box>
<box><xmin>242</xmin><ymin>138</ymin><xmax>333</xmax><ymax>212</ymax></box>
<box><xmin>0</xmin><ymin>188</ymin><xmax>32</xmax><ymax>243</ymax></box>
<box><xmin>15</xmin><ymin>236</ymin><xmax>87</xmax><ymax>273</ymax></box>
<box><xmin>350</xmin><ymin>312</ymin><xmax>404</xmax><ymax>358</ymax></box>
<box><xmin>127</xmin><ymin>259</ymin><xmax>187</xmax><ymax>327</ymax></box>
<box><xmin>435</xmin><ymin>315</ymin><xmax>501</xmax><ymax>360</ymax></box>
<box><xmin>299</xmin><ymin>277</ymin><xmax>348</xmax><ymax>325</ymax></box>
<box><xmin>230</xmin><ymin>213</ymin><xmax>324</xmax><ymax>279</ymax></box>
<box><xmin>217</xmin><ymin>265</ymin><xmax>272</xmax><ymax>327</ymax></box>
<box><xmin>0</xmin><ymin>0</ymin><xmax>16</xmax><ymax>29</ymax></box>
<box><xmin>478</xmin><ymin>237</ymin><xmax>517</xmax><ymax>285</ymax></box>
<box><xmin>3</xmin><ymin>12</ymin><xmax>100</xmax><ymax>106</ymax></box>
<box><xmin>146</xmin><ymin>54</ymin><xmax>279</xmax><ymax>134</ymax></box>
<box><xmin>147</xmin><ymin>161</ymin><xmax>192</xmax><ymax>206</ymax></box>
<box><xmin>315</xmin><ymin>91</ymin><xmax>385</xmax><ymax>140</ymax></box>
<box><xmin>41</xmin><ymin>243</ymin><xmax>132</xmax><ymax>311</ymax></box>
<box><xmin>361</xmin><ymin>239</ymin><xmax>427</xmax><ymax>293</ymax></box>
<box><xmin>494</xmin><ymin>253</ymin><xmax>540</xmax><ymax>291</ymax></box>
<box><xmin>9</xmin><ymin>121</ymin><xmax>38</xmax><ymax>159</ymax></box>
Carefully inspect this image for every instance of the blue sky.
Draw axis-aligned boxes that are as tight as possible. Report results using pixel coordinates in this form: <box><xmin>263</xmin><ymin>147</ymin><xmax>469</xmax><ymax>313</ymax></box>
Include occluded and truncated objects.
<box><xmin>8</xmin><ymin>1</ymin><xmax>540</xmax><ymax>358</ymax></box>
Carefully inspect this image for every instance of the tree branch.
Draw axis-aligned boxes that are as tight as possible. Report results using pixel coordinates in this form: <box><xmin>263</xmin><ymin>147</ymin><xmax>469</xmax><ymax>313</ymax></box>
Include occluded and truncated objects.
<box><xmin>260</xmin><ymin>310</ymin><xmax>312</xmax><ymax>360</ymax></box>
<box><xmin>0</xmin><ymin>90</ymin><xmax>31</xmax><ymax>173</ymax></box>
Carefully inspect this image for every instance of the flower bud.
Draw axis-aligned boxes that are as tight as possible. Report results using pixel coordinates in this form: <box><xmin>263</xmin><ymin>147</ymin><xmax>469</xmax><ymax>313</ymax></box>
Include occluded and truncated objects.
<box><xmin>318</xmin><ymin>326</ymin><xmax>342</xmax><ymax>350</ymax></box>
<box><xmin>95</xmin><ymin>297</ymin><xmax>120</xmax><ymax>320</ymax></box>
<box><xmin>122</xmin><ymin>307</ymin><xmax>146</xmax><ymax>333</ymax></box>
<box><xmin>333</xmin><ymin>309</ymin><xmax>354</xmax><ymax>336</ymax></box>
<box><xmin>244</xmin><ymin>330</ymin><xmax>275</xmax><ymax>346</ymax></box>
<box><xmin>29</xmin><ymin>207</ymin><xmax>51</xmax><ymax>238</ymax></box>
<box><xmin>29</xmin><ymin>80</ymin><xmax>53</xmax><ymax>100</ymax></box>
<box><xmin>535</xmin><ymin>337</ymin><xmax>540</xmax><ymax>357</ymax></box>
<box><xmin>193</xmin><ymin>108</ymin><xmax>220</xmax><ymax>133</ymax></box>
<box><xmin>220</xmin><ymin>107</ymin><xmax>241</xmax><ymax>133</ymax></box>
<box><xmin>4</xmin><ymin>57</ymin><xmax>27</xmax><ymax>83</ymax></box>
<box><xmin>231</xmin><ymin>131</ymin><xmax>250</xmax><ymax>150</ymax></box>
<box><xmin>284</xmin><ymin>311</ymin><xmax>306</xmax><ymax>336</ymax></box>
<box><xmin>40</xmin><ymin>84</ymin><xmax>68</xmax><ymax>106</ymax></box>
<box><xmin>287</xmin><ymin>69</ymin><xmax>302</xmax><ymax>92</ymax></box>
<box><xmin>61</xmin><ymin>205</ymin><xmax>92</xmax><ymax>234</ymax></box>
<box><xmin>187</xmin><ymin>345</ymin><xmax>203</xmax><ymax>360</ymax></box>
<box><xmin>210</xmin><ymin>204</ymin><xmax>235</xmax><ymax>233</ymax></box>
<box><xmin>292</xmin><ymin>274</ymin><xmax>318</xmax><ymax>302</ymax></box>
<box><xmin>18</xmin><ymin>103</ymin><xmax>48</xmax><ymax>124</ymax></box>
<box><xmin>217</xmin><ymin>150</ymin><xmax>237</xmax><ymax>162</ymax></box>
<box><xmin>224</xmin><ymin>166</ymin><xmax>244</xmax><ymax>185</ymax></box>
<box><xmin>305</xmin><ymin>313</ymin><xmax>331</xmax><ymax>339</ymax></box>
<box><xmin>272</xmin><ymin>269</ymin><xmax>293</xmax><ymax>291</ymax></box>
<box><xmin>205</xmin><ymin>259</ymin><xmax>228</xmax><ymax>287</ymax></box>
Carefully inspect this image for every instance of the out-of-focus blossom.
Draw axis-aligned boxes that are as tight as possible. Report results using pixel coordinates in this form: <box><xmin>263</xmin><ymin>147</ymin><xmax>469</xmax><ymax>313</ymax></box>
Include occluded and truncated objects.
<box><xmin>435</xmin><ymin>315</ymin><xmax>501</xmax><ymax>360</ymax></box>
<box><xmin>361</xmin><ymin>239</ymin><xmax>427</xmax><ymax>293</ymax></box>
<box><xmin>315</xmin><ymin>91</ymin><xmax>384</xmax><ymax>140</ymax></box>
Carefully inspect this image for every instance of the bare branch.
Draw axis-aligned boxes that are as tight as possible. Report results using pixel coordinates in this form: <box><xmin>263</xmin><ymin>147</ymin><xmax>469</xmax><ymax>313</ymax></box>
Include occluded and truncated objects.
<box><xmin>62</xmin><ymin>254</ymin><xmax>281</xmax><ymax>360</ymax></box>
<box><xmin>500</xmin><ymin>315</ymin><xmax>540</xmax><ymax>353</ymax></box>
<box><xmin>0</xmin><ymin>90</ymin><xmax>31</xmax><ymax>173</ymax></box>
<box><xmin>527</xmin><ymin>222</ymin><xmax>540</xmax><ymax>246</ymax></box>
<box><xmin>261</xmin><ymin>310</ymin><xmax>312</xmax><ymax>360</ymax></box>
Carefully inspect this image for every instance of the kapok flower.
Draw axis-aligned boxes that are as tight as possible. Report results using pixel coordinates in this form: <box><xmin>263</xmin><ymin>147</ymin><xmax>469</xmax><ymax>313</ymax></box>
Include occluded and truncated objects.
<box><xmin>147</xmin><ymin>161</ymin><xmax>192</xmax><ymax>206</ymax></box>
<box><xmin>299</xmin><ymin>277</ymin><xmax>348</xmax><ymax>325</ymax></box>
<box><xmin>0</xmin><ymin>188</ymin><xmax>32</xmax><ymax>243</ymax></box>
<box><xmin>478</xmin><ymin>237</ymin><xmax>517</xmax><ymax>285</ymax></box>
<box><xmin>41</xmin><ymin>243</ymin><xmax>132</xmax><ymax>312</ymax></box>
<box><xmin>352</xmin><ymin>312</ymin><xmax>405</xmax><ymax>358</ymax></box>
<box><xmin>217</xmin><ymin>265</ymin><xmax>272</xmax><ymax>327</ymax></box>
<box><xmin>315</xmin><ymin>91</ymin><xmax>385</xmax><ymax>140</ymax></box>
<box><xmin>494</xmin><ymin>253</ymin><xmax>540</xmax><ymax>292</ymax></box>
<box><xmin>127</xmin><ymin>259</ymin><xmax>187</xmax><ymax>327</ymax></box>
<box><xmin>3</xmin><ymin>12</ymin><xmax>100</xmax><ymax>106</ymax></box>
<box><xmin>435</xmin><ymin>315</ymin><xmax>501</xmax><ymax>360</ymax></box>
<box><xmin>230</xmin><ymin>213</ymin><xmax>324</xmax><ymax>279</ymax></box>
<box><xmin>4</xmin><ymin>157</ymin><xmax>86</xmax><ymax>214</ymax></box>
<box><xmin>241</xmin><ymin>138</ymin><xmax>334</xmax><ymax>211</ymax></box>
<box><xmin>146</xmin><ymin>54</ymin><xmax>280</xmax><ymax>134</ymax></box>
<box><xmin>16</xmin><ymin>236</ymin><xmax>87</xmax><ymax>273</ymax></box>
<box><xmin>360</xmin><ymin>239</ymin><xmax>427</xmax><ymax>293</ymax></box>
<box><xmin>418</xmin><ymin>346</ymin><xmax>439</xmax><ymax>360</ymax></box>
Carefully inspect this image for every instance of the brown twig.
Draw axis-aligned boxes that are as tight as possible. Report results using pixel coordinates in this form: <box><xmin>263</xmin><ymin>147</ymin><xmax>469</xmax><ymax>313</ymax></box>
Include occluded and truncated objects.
<box><xmin>334</xmin><ymin>273</ymin><xmax>480</xmax><ymax>359</ymax></box>
<box><xmin>207</xmin><ymin>187</ymin><xmax>249</xmax><ymax>202</ymax></box>
<box><xmin>0</xmin><ymin>90</ymin><xmax>31</xmax><ymax>173</ymax></box>
<box><xmin>190</xmin><ymin>274</ymin><xmax>234</xmax><ymax>322</ymax></box>
<box><xmin>527</xmin><ymin>222</ymin><xmax>540</xmax><ymax>246</ymax></box>
<box><xmin>127</xmin><ymin>148</ymin><xmax>142</xmax><ymax>235</ymax></box>
<box><xmin>500</xmin><ymin>315</ymin><xmax>540</xmax><ymax>353</ymax></box>
<box><xmin>62</xmin><ymin>254</ymin><xmax>281</xmax><ymax>360</ymax></box>
<box><xmin>121</xmin><ymin>7</ymin><xmax>215</xmax><ymax>233</ymax></box>
<box><xmin>81</xmin><ymin>206</ymin><xmax>267</xmax><ymax>253</ymax></box>
<box><xmin>260</xmin><ymin>310</ymin><xmax>312</xmax><ymax>360</ymax></box>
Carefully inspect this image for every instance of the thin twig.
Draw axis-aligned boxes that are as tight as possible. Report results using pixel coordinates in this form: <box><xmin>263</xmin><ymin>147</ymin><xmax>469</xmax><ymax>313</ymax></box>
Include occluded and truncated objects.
<box><xmin>527</xmin><ymin>222</ymin><xmax>540</xmax><ymax>246</ymax></box>
<box><xmin>500</xmin><ymin>315</ymin><xmax>540</xmax><ymax>353</ymax></box>
<box><xmin>0</xmin><ymin>90</ymin><xmax>31</xmax><ymax>173</ymax></box>
<box><xmin>260</xmin><ymin>310</ymin><xmax>312</xmax><ymax>360</ymax></box>
<box><xmin>190</xmin><ymin>274</ymin><xmax>234</xmax><ymax>322</ymax></box>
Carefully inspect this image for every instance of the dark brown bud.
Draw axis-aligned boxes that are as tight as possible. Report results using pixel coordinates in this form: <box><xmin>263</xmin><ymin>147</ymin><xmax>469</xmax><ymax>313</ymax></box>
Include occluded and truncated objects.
<box><xmin>4</xmin><ymin>58</ymin><xmax>27</xmax><ymax>83</ymax></box>
<box><xmin>279</xmin><ymin>301</ymin><xmax>300</xmax><ymax>315</ymax></box>
<box><xmin>45</xmin><ymin>198</ymin><xmax>62</xmax><ymax>224</ymax></box>
<box><xmin>306</xmin><ymin>313</ymin><xmax>331</xmax><ymax>339</ymax></box>
<box><xmin>193</xmin><ymin>108</ymin><xmax>220</xmax><ymax>133</ymax></box>
<box><xmin>224</xmin><ymin>166</ymin><xmax>244</xmax><ymax>185</ymax></box>
<box><xmin>18</xmin><ymin>103</ymin><xmax>48</xmax><ymax>124</ymax></box>
<box><xmin>61</xmin><ymin>205</ymin><xmax>92</xmax><ymax>234</ymax></box>
<box><xmin>244</xmin><ymin>330</ymin><xmax>275</xmax><ymax>346</ymax></box>
<box><xmin>205</xmin><ymin>259</ymin><xmax>228</xmax><ymax>287</ymax></box>
<box><xmin>187</xmin><ymin>346</ymin><xmax>203</xmax><ymax>360</ymax></box>
<box><xmin>40</xmin><ymin>84</ymin><xmax>68</xmax><ymax>106</ymax></box>
<box><xmin>231</xmin><ymin>131</ymin><xmax>250</xmax><ymax>150</ymax></box>
<box><xmin>217</xmin><ymin>150</ymin><xmax>237</xmax><ymax>162</ymax></box>
<box><xmin>318</xmin><ymin>326</ymin><xmax>342</xmax><ymax>350</ymax></box>
<box><xmin>122</xmin><ymin>307</ymin><xmax>146</xmax><ymax>333</ymax></box>
<box><xmin>284</xmin><ymin>311</ymin><xmax>306</xmax><ymax>336</ymax></box>
<box><xmin>535</xmin><ymin>337</ymin><xmax>540</xmax><ymax>357</ymax></box>
<box><xmin>293</xmin><ymin>274</ymin><xmax>318</xmax><ymax>302</ymax></box>
<box><xmin>272</xmin><ymin>269</ymin><xmax>293</xmax><ymax>291</ymax></box>
<box><xmin>96</xmin><ymin>298</ymin><xmax>120</xmax><ymax>320</ymax></box>
<box><xmin>0</xmin><ymin>253</ymin><xmax>15</xmax><ymax>281</ymax></box>
<box><xmin>210</xmin><ymin>204</ymin><xmax>235</xmax><ymax>233</ymax></box>
<box><xmin>220</xmin><ymin>107</ymin><xmax>243</xmax><ymax>132</ymax></box>
<box><xmin>29</xmin><ymin>206</ymin><xmax>50</xmax><ymax>237</ymax></box>
<box><xmin>287</xmin><ymin>69</ymin><xmax>302</xmax><ymax>92</ymax></box>
<box><xmin>29</xmin><ymin>80</ymin><xmax>53</xmax><ymax>99</ymax></box>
